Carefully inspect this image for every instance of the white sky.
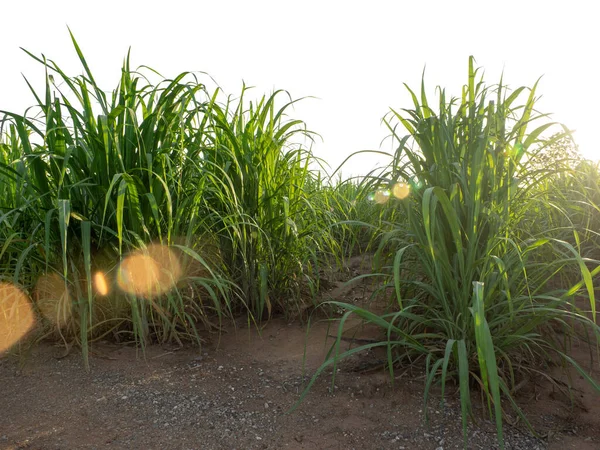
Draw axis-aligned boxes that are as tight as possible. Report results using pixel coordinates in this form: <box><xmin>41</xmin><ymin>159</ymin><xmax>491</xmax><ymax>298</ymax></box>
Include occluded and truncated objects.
<box><xmin>1</xmin><ymin>0</ymin><xmax>598</xmax><ymax>177</ymax></box>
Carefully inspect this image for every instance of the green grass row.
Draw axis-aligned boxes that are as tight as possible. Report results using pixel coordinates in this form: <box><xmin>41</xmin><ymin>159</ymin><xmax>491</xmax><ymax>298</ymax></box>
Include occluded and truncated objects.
<box><xmin>1</xmin><ymin>34</ymin><xmax>600</xmax><ymax>449</ymax></box>
<box><xmin>0</xmin><ymin>32</ymin><xmax>349</xmax><ymax>360</ymax></box>
<box><xmin>299</xmin><ymin>58</ymin><xmax>600</xmax><ymax>448</ymax></box>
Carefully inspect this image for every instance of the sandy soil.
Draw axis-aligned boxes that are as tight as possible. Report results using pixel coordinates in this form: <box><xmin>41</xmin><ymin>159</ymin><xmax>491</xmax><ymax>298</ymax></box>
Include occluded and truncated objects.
<box><xmin>1</xmin><ymin>258</ymin><xmax>599</xmax><ymax>450</ymax></box>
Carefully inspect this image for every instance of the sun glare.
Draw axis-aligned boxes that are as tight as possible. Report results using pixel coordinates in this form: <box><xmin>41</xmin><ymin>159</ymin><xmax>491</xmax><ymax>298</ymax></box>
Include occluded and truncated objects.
<box><xmin>374</xmin><ymin>190</ymin><xmax>391</xmax><ymax>204</ymax></box>
<box><xmin>117</xmin><ymin>245</ymin><xmax>182</xmax><ymax>298</ymax></box>
<box><xmin>34</xmin><ymin>273</ymin><xmax>72</xmax><ymax>328</ymax></box>
<box><xmin>94</xmin><ymin>272</ymin><xmax>109</xmax><ymax>296</ymax></box>
<box><xmin>581</xmin><ymin>147</ymin><xmax>599</xmax><ymax>162</ymax></box>
<box><xmin>0</xmin><ymin>282</ymin><xmax>35</xmax><ymax>353</ymax></box>
<box><xmin>392</xmin><ymin>182</ymin><xmax>410</xmax><ymax>199</ymax></box>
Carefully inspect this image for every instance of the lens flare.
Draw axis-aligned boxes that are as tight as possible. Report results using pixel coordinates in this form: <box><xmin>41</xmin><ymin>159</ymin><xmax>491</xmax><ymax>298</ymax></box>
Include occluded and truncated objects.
<box><xmin>410</xmin><ymin>176</ymin><xmax>424</xmax><ymax>190</ymax></box>
<box><xmin>392</xmin><ymin>182</ymin><xmax>410</xmax><ymax>200</ymax></box>
<box><xmin>94</xmin><ymin>272</ymin><xmax>109</xmax><ymax>296</ymax></box>
<box><xmin>0</xmin><ymin>282</ymin><xmax>35</xmax><ymax>353</ymax></box>
<box><xmin>374</xmin><ymin>189</ymin><xmax>390</xmax><ymax>204</ymax></box>
<box><xmin>34</xmin><ymin>273</ymin><xmax>72</xmax><ymax>328</ymax></box>
<box><xmin>117</xmin><ymin>244</ymin><xmax>182</xmax><ymax>298</ymax></box>
<box><xmin>118</xmin><ymin>254</ymin><xmax>161</xmax><ymax>297</ymax></box>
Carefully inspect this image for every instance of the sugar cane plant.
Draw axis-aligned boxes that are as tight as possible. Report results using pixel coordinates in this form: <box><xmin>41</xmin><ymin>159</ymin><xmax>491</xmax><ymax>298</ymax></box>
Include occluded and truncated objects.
<box><xmin>299</xmin><ymin>57</ymin><xmax>600</xmax><ymax>448</ymax></box>
<box><xmin>0</xmin><ymin>31</ymin><xmax>338</xmax><ymax>364</ymax></box>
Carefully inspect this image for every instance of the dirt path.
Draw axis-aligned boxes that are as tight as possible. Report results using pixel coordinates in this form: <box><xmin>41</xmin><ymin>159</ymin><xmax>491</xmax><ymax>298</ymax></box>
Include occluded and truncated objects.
<box><xmin>2</xmin><ymin>258</ymin><xmax>600</xmax><ymax>449</ymax></box>
<box><xmin>1</xmin><ymin>318</ymin><xmax>599</xmax><ymax>450</ymax></box>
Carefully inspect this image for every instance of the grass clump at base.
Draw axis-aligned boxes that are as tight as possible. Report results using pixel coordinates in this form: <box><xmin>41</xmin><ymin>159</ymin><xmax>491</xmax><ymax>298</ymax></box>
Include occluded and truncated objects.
<box><xmin>0</xmin><ymin>31</ymin><xmax>337</xmax><ymax>363</ymax></box>
<box><xmin>299</xmin><ymin>57</ymin><xmax>600</xmax><ymax>449</ymax></box>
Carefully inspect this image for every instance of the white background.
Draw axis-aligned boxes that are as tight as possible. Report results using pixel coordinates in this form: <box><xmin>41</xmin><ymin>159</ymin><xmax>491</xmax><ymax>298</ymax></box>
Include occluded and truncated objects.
<box><xmin>1</xmin><ymin>0</ymin><xmax>598</xmax><ymax>176</ymax></box>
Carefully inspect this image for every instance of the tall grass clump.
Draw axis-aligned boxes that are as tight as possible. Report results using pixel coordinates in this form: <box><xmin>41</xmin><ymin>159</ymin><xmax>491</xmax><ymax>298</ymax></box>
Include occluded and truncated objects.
<box><xmin>572</xmin><ymin>160</ymin><xmax>600</xmax><ymax>257</ymax></box>
<box><xmin>545</xmin><ymin>156</ymin><xmax>600</xmax><ymax>261</ymax></box>
<box><xmin>300</xmin><ymin>57</ymin><xmax>600</xmax><ymax>448</ymax></box>
<box><xmin>318</xmin><ymin>176</ymin><xmax>386</xmax><ymax>260</ymax></box>
<box><xmin>189</xmin><ymin>88</ymin><xmax>338</xmax><ymax>319</ymax></box>
<box><xmin>0</xmin><ymin>32</ymin><xmax>336</xmax><ymax>361</ymax></box>
<box><xmin>0</xmin><ymin>35</ymin><xmax>237</xmax><ymax>358</ymax></box>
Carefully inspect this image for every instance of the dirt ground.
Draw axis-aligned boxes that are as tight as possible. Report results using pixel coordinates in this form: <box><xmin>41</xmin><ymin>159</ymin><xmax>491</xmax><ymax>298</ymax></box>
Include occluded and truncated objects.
<box><xmin>2</xmin><ymin>258</ymin><xmax>600</xmax><ymax>450</ymax></box>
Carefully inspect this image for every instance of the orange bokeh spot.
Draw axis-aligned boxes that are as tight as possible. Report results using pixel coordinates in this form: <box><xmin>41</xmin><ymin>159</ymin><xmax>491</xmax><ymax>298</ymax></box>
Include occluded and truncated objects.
<box><xmin>117</xmin><ymin>244</ymin><xmax>182</xmax><ymax>298</ymax></box>
<box><xmin>0</xmin><ymin>282</ymin><xmax>35</xmax><ymax>353</ymax></box>
<box><xmin>94</xmin><ymin>272</ymin><xmax>109</xmax><ymax>296</ymax></box>
<box><xmin>34</xmin><ymin>273</ymin><xmax>72</xmax><ymax>328</ymax></box>
<box><xmin>392</xmin><ymin>182</ymin><xmax>410</xmax><ymax>200</ymax></box>
<box><xmin>374</xmin><ymin>190</ymin><xmax>390</xmax><ymax>204</ymax></box>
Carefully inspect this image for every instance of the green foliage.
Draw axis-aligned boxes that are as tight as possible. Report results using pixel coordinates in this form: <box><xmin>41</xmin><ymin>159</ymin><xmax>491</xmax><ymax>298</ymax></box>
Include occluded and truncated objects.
<box><xmin>3</xmin><ymin>34</ymin><xmax>600</xmax><ymax>450</ymax></box>
<box><xmin>189</xmin><ymin>87</ymin><xmax>337</xmax><ymax>318</ymax></box>
<box><xmin>301</xmin><ymin>57</ymin><xmax>600</xmax><ymax>448</ymax></box>
<box><xmin>0</xmin><ymin>32</ymin><xmax>336</xmax><ymax>360</ymax></box>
